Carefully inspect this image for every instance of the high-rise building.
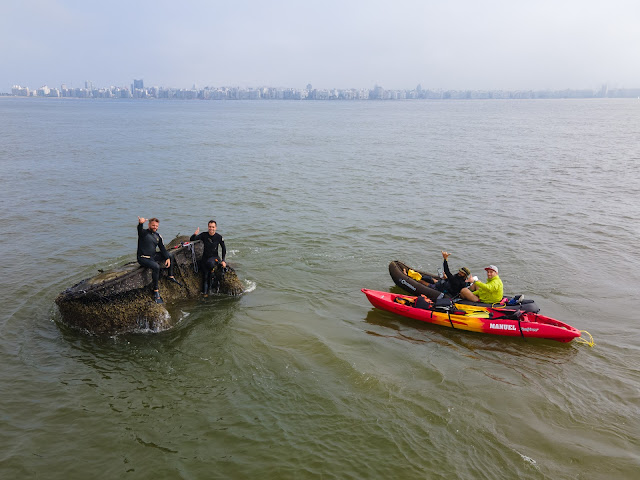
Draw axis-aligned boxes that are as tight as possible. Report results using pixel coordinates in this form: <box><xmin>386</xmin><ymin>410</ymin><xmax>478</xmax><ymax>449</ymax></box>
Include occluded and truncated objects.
<box><xmin>133</xmin><ymin>79</ymin><xmax>144</xmax><ymax>89</ymax></box>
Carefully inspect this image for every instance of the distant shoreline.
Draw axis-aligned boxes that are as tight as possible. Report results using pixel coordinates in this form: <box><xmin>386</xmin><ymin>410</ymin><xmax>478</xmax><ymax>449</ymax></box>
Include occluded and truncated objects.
<box><xmin>6</xmin><ymin>84</ymin><xmax>640</xmax><ymax>100</ymax></box>
<box><xmin>2</xmin><ymin>93</ymin><xmax>639</xmax><ymax>101</ymax></box>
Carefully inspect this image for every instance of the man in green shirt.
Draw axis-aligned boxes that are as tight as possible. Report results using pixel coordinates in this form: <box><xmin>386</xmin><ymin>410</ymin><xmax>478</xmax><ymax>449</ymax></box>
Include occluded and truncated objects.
<box><xmin>459</xmin><ymin>264</ymin><xmax>503</xmax><ymax>304</ymax></box>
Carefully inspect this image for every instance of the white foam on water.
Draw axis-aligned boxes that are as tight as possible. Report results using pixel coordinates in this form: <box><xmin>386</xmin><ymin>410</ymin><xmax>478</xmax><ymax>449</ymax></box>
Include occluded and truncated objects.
<box><xmin>515</xmin><ymin>450</ymin><xmax>539</xmax><ymax>470</ymax></box>
<box><xmin>243</xmin><ymin>279</ymin><xmax>257</xmax><ymax>293</ymax></box>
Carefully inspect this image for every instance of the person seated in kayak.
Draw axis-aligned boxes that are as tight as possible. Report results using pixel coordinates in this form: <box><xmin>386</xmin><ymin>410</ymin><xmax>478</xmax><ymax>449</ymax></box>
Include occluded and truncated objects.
<box><xmin>137</xmin><ymin>216</ymin><xmax>180</xmax><ymax>304</ymax></box>
<box><xmin>190</xmin><ymin>220</ymin><xmax>227</xmax><ymax>297</ymax></box>
<box><xmin>421</xmin><ymin>251</ymin><xmax>472</xmax><ymax>297</ymax></box>
<box><xmin>459</xmin><ymin>265</ymin><xmax>503</xmax><ymax>303</ymax></box>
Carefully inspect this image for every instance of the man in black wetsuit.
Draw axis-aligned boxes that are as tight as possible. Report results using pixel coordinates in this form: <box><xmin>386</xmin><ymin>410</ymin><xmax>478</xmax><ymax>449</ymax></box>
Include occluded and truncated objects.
<box><xmin>137</xmin><ymin>216</ymin><xmax>179</xmax><ymax>303</ymax></box>
<box><xmin>423</xmin><ymin>251</ymin><xmax>472</xmax><ymax>298</ymax></box>
<box><xmin>190</xmin><ymin>220</ymin><xmax>226</xmax><ymax>297</ymax></box>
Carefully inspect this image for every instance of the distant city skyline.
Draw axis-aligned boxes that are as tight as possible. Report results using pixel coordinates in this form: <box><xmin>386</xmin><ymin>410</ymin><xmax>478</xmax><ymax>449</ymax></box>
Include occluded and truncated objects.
<box><xmin>2</xmin><ymin>1</ymin><xmax>639</xmax><ymax>93</ymax></box>
<box><xmin>7</xmin><ymin>80</ymin><xmax>640</xmax><ymax>101</ymax></box>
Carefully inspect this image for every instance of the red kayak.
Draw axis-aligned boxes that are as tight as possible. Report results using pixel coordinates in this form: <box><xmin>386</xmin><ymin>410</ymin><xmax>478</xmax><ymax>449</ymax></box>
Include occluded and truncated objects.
<box><xmin>362</xmin><ymin>289</ymin><xmax>582</xmax><ymax>343</ymax></box>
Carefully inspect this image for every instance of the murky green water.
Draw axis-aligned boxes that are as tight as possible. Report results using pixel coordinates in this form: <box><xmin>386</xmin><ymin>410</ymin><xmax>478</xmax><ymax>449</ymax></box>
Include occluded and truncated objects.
<box><xmin>1</xmin><ymin>98</ymin><xmax>638</xmax><ymax>479</ymax></box>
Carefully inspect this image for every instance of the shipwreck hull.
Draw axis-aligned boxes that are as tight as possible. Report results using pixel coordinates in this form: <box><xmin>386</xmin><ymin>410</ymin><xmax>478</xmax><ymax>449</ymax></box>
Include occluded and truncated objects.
<box><xmin>55</xmin><ymin>237</ymin><xmax>244</xmax><ymax>335</ymax></box>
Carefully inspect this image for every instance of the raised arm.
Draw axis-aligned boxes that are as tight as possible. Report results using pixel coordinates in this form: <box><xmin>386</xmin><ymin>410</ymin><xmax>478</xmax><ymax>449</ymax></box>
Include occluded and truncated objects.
<box><xmin>137</xmin><ymin>216</ymin><xmax>146</xmax><ymax>234</ymax></box>
<box><xmin>441</xmin><ymin>251</ymin><xmax>454</xmax><ymax>278</ymax></box>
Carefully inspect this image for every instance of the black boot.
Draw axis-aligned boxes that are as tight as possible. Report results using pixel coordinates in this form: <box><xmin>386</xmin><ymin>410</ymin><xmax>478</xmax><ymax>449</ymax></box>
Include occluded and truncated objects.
<box><xmin>154</xmin><ymin>291</ymin><xmax>164</xmax><ymax>304</ymax></box>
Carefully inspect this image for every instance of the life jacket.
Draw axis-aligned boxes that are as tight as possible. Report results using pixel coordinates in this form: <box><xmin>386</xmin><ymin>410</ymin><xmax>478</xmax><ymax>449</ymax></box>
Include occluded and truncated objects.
<box><xmin>407</xmin><ymin>269</ymin><xmax>423</xmax><ymax>281</ymax></box>
<box><xmin>394</xmin><ymin>296</ymin><xmax>415</xmax><ymax>306</ymax></box>
<box><xmin>415</xmin><ymin>295</ymin><xmax>433</xmax><ymax>310</ymax></box>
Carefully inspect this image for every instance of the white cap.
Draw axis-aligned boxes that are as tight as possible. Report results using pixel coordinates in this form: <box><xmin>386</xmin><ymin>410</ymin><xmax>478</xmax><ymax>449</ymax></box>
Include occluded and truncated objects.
<box><xmin>485</xmin><ymin>265</ymin><xmax>499</xmax><ymax>273</ymax></box>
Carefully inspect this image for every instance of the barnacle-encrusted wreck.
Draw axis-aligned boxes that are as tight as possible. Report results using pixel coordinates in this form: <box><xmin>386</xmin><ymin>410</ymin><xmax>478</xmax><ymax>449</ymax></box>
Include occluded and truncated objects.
<box><xmin>55</xmin><ymin>236</ymin><xmax>244</xmax><ymax>335</ymax></box>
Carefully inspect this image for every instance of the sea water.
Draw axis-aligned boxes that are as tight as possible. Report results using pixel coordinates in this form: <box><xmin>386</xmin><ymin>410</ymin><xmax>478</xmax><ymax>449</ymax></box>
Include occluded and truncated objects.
<box><xmin>0</xmin><ymin>97</ymin><xmax>638</xmax><ymax>479</ymax></box>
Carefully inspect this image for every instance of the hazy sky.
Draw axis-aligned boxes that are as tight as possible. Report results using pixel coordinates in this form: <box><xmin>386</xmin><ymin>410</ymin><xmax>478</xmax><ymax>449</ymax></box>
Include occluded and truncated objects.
<box><xmin>2</xmin><ymin>0</ymin><xmax>639</xmax><ymax>91</ymax></box>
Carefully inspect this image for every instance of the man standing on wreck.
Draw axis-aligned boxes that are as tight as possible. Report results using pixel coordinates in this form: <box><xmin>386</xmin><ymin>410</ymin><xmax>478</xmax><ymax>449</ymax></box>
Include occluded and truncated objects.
<box><xmin>137</xmin><ymin>216</ymin><xmax>179</xmax><ymax>303</ymax></box>
<box><xmin>190</xmin><ymin>220</ymin><xmax>226</xmax><ymax>297</ymax></box>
